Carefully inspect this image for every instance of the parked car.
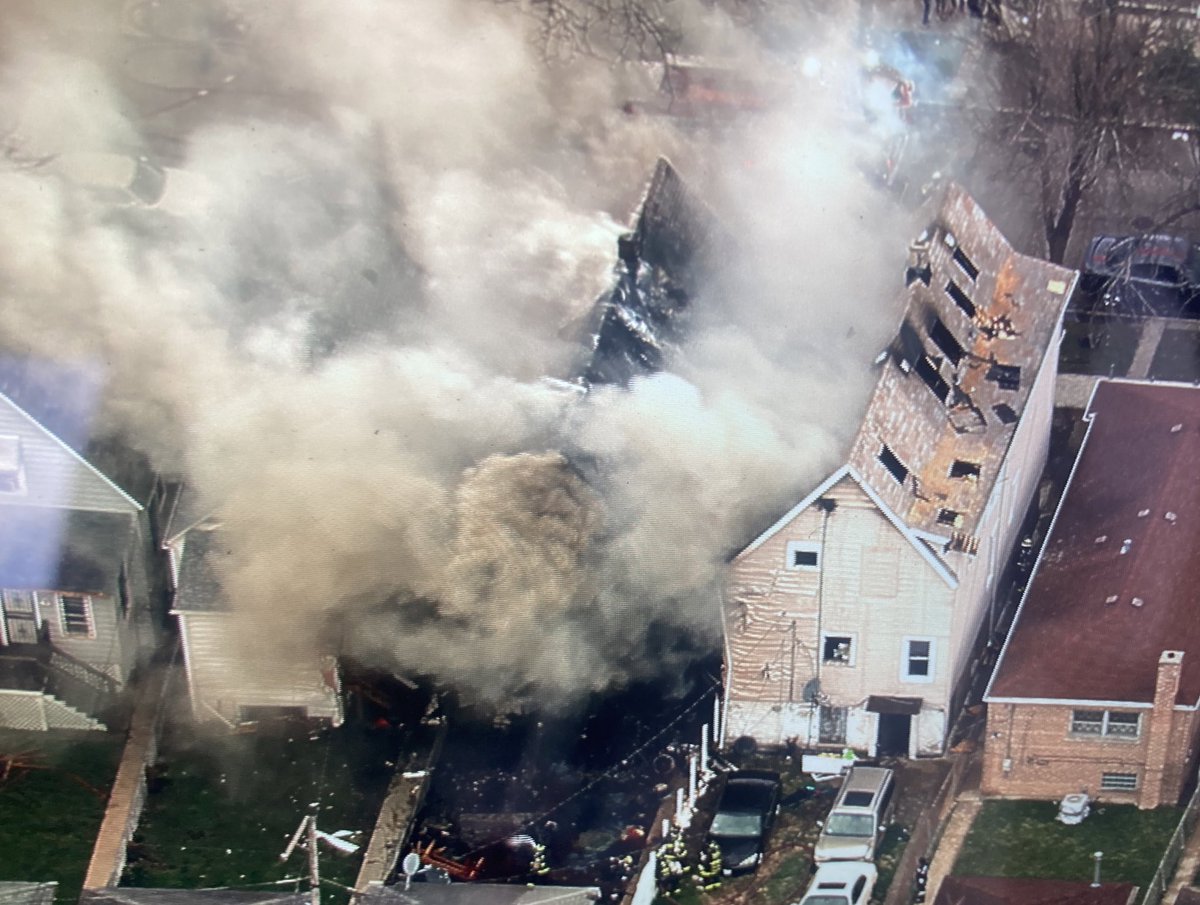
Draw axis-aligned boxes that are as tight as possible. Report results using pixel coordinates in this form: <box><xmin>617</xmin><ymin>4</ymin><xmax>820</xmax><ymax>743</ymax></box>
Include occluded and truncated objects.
<box><xmin>706</xmin><ymin>769</ymin><xmax>782</xmax><ymax>875</ymax></box>
<box><xmin>39</xmin><ymin>152</ymin><xmax>211</xmax><ymax>219</ymax></box>
<box><xmin>813</xmin><ymin>765</ymin><xmax>895</xmax><ymax>863</ymax></box>
<box><xmin>1080</xmin><ymin>233</ymin><xmax>1200</xmax><ymax>316</ymax></box>
<box><xmin>797</xmin><ymin>860</ymin><xmax>878</xmax><ymax>905</ymax></box>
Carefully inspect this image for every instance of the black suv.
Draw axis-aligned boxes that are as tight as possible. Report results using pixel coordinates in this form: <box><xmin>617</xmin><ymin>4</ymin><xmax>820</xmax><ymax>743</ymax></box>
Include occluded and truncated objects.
<box><xmin>1080</xmin><ymin>234</ymin><xmax>1200</xmax><ymax>317</ymax></box>
<box><xmin>706</xmin><ymin>769</ymin><xmax>782</xmax><ymax>875</ymax></box>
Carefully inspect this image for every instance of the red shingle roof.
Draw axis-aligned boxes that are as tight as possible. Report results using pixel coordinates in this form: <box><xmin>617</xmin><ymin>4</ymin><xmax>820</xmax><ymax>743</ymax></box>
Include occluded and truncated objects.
<box><xmin>989</xmin><ymin>380</ymin><xmax>1200</xmax><ymax>705</ymax></box>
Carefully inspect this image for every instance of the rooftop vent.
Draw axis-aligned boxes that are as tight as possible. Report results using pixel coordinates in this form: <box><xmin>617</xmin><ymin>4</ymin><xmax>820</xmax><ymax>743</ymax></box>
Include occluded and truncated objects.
<box><xmin>1120</xmin><ymin>539</ymin><xmax>1132</xmax><ymax>555</ymax></box>
<box><xmin>1138</xmin><ymin>509</ymin><xmax>1151</xmax><ymax>518</ymax></box>
<box><xmin>1105</xmin><ymin>595</ymin><xmax>1119</xmax><ymax>605</ymax></box>
<box><xmin>1095</xmin><ymin>535</ymin><xmax>1108</xmax><ymax>544</ymax></box>
<box><xmin>1166</xmin><ymin>512</ymin><xmax>1178</xmax><ymax>523</ymax></box>
<box><xmin>1172</xmin><ymin>423</ymin><xmax>1183</xmax><ymax>433</ymax></box>
<box><xmin>1131</xmin><ymin>597</ymin><xmax>1145</xmax><ymax>608</ymax></box>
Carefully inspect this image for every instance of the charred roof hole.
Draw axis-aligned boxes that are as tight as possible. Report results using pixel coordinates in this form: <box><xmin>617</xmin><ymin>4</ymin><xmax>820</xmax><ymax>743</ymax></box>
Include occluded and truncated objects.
<box><xmin>937</xmin><ymin>508</ymin><xmax>962</xmax><ymax>526</ymax></box>
<box><xmin>945</xmin><ymin>280</ymin><xmax>976</xmax><ymax>318</ymax></box>
<box><xmin>949</xmin><ymin>459</ymin><xmax>981</xmax><ymax>479</ymax></box>
<box><xmin>915</xmin><ymin>355</ymin><xmax>951</xmax><ymax>403</ymax></box>
<box><xmin>952</xmin><ymin>246</ymin><xmax>979</xmax><ymax>281</ymax></box>
<box><xmin>929</xmin><ymin>317</ymin><xmax>965</xmax><ymax>366</ymax></box>
<box><xmin>878</xmin><ymin>444</ymin><xmax>909</xmax><ymax>485</ymax></box>
<box><xmin>906</xmin><ymin>264</ymin><xmax>932</xmax><ymax>287</ymax></box>
<box><xmin>986</xmin><ymin>363</ymin><xmax>1021</xmax><ymax>391</ymax></box>
<box><xmin>992</xmin><ymin>402</ymin><xmax>1018</xmax><ymax>424</ymax></box>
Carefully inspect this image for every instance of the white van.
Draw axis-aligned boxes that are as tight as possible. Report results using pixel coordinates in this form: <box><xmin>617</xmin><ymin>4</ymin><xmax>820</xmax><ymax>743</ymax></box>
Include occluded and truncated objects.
<box><xmin>813</xmin><ymin>766</ymin><xmax>895</xmax><ymax>863</ymax></box>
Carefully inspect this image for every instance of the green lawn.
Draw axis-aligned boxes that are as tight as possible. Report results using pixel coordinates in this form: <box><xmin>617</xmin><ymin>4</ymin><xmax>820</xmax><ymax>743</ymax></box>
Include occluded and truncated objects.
<box><xmin>125</xmin><ymin>720</ymin><xmax>400</xmax><ymax>898</ymax></box>
<box><xmin>953</xmin><ymin>800</ymin><xmax>1180</xmax><ymax>888</ymax></box>
<box><xmin>0</xmin><ymin>729</ymin><xmax>125</xmax><ymax>904</ymax></box>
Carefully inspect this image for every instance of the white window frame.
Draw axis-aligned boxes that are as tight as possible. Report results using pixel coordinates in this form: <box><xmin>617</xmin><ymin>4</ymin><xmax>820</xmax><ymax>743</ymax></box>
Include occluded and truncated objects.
<box><xmin>821</xmin><ymin>632</ymin><xmax>857</xmax><ymax>667</ymax></box>
<box><xmin>1069</xmin><ymin>709</ymin><xmax>1141</xmax><ymax>740</ymax></box>
<box><xmin>901</xmin><ymin>636</ymin><xmax>935</xmax><ymax>683</ymax></box>
<box><xmin>1100</xmin><ymin>772</ymin><xmax>1139</xmax><ymax>791</ymax></box>
<box><xmin>785</xmin><ymin>540</ymin><xmax>822</xmax><ymax>572</ymax></box>
<box><xmin>58</xmin><ymin>594</ymin><xmax>95</xmax><ymax>639</ymax></box>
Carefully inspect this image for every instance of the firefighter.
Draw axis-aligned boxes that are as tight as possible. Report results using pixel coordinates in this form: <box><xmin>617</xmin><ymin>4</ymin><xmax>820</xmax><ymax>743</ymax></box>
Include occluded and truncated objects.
<box><xmin>531</xmin><ymin>843</ymin><xmax>550</xmax><ymax>876</ymax></box>
<box><xmin>696</xmin><ymin>841</ymin><xmax>722</xmax><ymax>890</ymax></box>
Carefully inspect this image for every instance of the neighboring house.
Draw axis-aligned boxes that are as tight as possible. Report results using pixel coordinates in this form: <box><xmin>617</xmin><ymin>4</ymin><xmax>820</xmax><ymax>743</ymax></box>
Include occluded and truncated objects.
<box><xmin>722</xmin><ymin>184</ymin><xmax>1077</xmax><ymax>757</ymax></box>
<box><xmin>983</xmin><ymin>380</ymin><xmax>1200</xmax><ymax>809</ymax></box>
<box><xmin>0</xmin><ymin>883</ymin><xmax>57</xmax><ymax>905</ymax></box>
<box><xmin>933</xmin><ymin>876</ymin><xmax>1137</xmax><ymax>905</ymax></box>
<box><xmin>164</xmin><ymin>493</ymin><xmax>342</xmax><ymax>727</ymax></box>
<box><xmin>80</xmin><ymin>890</ymin><xmax>310</xmax><ymax>905</ymax></box>
<box><xmin>0</xmin><ymin>386</ymin><xmax>158</xmax><ymax>731</ymax></box>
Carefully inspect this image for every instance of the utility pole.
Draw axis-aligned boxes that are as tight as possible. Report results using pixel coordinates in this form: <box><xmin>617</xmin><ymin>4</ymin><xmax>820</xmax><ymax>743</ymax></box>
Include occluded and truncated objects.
<box><xmin>308</xmin><ymin>815</ymin><xmax>321</xmax><ymax>905</ymax></box>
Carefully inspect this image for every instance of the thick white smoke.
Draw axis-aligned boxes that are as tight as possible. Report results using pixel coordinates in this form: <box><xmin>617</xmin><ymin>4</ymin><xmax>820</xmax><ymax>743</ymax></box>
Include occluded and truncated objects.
<box><xmin>0</xmin><ymin>0</ymin><xmax>913</xmax><ymax>710</ymax></box>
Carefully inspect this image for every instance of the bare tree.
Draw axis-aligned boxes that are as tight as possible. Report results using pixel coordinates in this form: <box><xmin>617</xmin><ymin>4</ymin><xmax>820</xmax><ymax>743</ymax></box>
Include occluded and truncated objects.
<box><xmin>985</xmin><ymin>1</ymin><xmax>1188</xmax><ymax>264</ymax></box>
<box><xmin>495</xmin><ymin>0</ymin><xmax>681</xmax><ymax>64</ymax></box>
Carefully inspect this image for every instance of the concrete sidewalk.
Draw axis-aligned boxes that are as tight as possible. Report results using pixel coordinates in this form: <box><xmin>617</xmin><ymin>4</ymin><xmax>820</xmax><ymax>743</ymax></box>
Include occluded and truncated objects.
<box><xmin>923</xmin><ymin>754</ymin><xmax>983</xmax><ymax>903</ymax></box>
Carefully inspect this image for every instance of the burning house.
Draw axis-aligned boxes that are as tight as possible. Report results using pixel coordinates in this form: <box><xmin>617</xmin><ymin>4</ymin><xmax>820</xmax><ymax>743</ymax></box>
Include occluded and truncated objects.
<box><xmin>721</xmin><ymin>183</ymin><xmax>1077</xmax><ymax>757</ymax></box>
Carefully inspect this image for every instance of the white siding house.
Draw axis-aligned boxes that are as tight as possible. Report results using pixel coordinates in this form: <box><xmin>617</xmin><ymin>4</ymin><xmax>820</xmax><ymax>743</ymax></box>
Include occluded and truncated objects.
<box><xmin>723</xmin><ymin>184</ymin><xmax>1077</xmax><ymax>757</ymax></box>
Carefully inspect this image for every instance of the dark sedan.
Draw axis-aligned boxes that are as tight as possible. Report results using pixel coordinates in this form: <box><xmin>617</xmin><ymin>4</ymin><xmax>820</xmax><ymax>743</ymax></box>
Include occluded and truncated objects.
<box><xmin>706</xmin><ymin>769</ymin><xmax>782</xmax><ymax>875</ymax></box>
<box><xmin>1080</xmin><ymin>233</ymin><xmax>1200</xmax><ymax>317</ymax></box>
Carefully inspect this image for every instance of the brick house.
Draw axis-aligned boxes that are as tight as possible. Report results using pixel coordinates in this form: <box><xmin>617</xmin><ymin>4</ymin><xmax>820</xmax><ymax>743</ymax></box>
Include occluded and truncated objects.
<box><xmin>983</xmin><ymin>380</ymin><xmax>1200</xmax><ymax>808</ymax></box>
<box><xmin>722</xmin><ymin>184</ymin><xmax>1077</xmax><ymax>757</ymax></box>
<box><xmin>0</xmin><ymin>381</ymin><xmax>161</xmax><ymax>731</ymax></box>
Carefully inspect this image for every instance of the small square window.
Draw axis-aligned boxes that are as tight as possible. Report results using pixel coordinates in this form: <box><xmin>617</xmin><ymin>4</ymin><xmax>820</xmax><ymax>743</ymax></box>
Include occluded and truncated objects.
<box><xmin>785</xmin><ymin>541</ymin><xmax>821</xmax><ymax>572</ymax></box>
<box><xmin>822</xmin><ymin>635</ymin><xmax>854</xmax><ymax>665</ymax></box>
<box><xmin>1070</xmin><ymin>710</ymin><xmax>1104</xmax><ymax>735</ymax></box>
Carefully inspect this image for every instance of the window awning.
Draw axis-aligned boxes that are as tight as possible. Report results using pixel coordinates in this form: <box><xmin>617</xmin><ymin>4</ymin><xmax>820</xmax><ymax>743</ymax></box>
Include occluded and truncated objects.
<box><xmin>866</xmin><ymin>695</ymin><xmax>922</xmax><ymax>715</ymax></box>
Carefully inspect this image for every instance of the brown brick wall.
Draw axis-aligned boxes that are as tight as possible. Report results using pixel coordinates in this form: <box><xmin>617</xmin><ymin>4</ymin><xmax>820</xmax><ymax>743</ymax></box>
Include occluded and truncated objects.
<box><xmin>981</xmin><ymin>700</ymin><xmax>1199</xmax><ymax>807</ymax></box>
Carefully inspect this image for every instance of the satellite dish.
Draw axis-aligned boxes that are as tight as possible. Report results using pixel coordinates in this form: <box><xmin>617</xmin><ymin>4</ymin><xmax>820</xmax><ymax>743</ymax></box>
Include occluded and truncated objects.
<box><xmin>402</xmin><ymin>852</ymin><xmax>422</xmax><ymax>890</ymax></box>
<box><xmin>802</xmin><ymin>678</ymin><xmax>821</xmax><ymax>704</ymax></box>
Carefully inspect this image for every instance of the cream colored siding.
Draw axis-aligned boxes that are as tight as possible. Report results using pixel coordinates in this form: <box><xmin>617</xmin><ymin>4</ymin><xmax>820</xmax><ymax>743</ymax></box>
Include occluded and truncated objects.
<box><xmin>177</xmin><ymin>611</ymin><xmax>340</xmax><ymax>723</ymax></box>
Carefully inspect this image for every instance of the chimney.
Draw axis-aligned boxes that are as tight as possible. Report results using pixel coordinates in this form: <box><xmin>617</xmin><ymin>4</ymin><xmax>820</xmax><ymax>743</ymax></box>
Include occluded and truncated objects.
<box><xmin>1141</xmin><ymin>651</ymin><xmax>1184</xmax><ymax>809</ymax></box>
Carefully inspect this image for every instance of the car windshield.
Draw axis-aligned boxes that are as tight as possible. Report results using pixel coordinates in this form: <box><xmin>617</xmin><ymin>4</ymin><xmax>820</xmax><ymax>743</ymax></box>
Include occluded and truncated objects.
<box><xmin>802</xmin><ymin>897</ymin><xmax>849</xmax><ymax>905</ymax></box>
<box><xmin>710</xmin><ymin>811</ymin><xmax>762</xmax><ymax>837</ymax></box>
<box><xmin>824</xmin><ymin>813</ymin><xmax>874</xmax><ymax>836</ymax></box>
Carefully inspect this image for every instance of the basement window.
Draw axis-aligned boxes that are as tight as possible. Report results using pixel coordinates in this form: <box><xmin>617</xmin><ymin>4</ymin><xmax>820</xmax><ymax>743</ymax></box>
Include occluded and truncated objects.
<box><xmin>945</xmin><ymin>280</ymin><xmax>976</xmax><ymax>318</ymax></box>
<box><xmin>785</xmin><ymin>540</ymin><xmax>821</xmax><ymax>572</ymax></box>
<box><xmin>915</xmin><ymin>355</ymin><xmax>951</xmax><ymax>403</ymax></box>
<box><xmin>822</xmin><ymin>634</ymin><xmax>855</xmax><ymax>665</ymax></box>
<box><xmin>929</xmin><ymin>317</ymin><xmax>965</xmax><ymax>366</ymax></box>
<box><xmin>992</xmin><ymin>403</ymin><xmax>1018</xmax><ymax>425</ymax></box>
<box><xmin>950</xmin><ymin>459</ymin><xmax>981</xmax><ymax>479</ymax></box>
<box><xmin>1100</xmin><ymin>772</ymin><xmax>1139</xmax><ymax>792</ymax></box>
<box><xmin>952</xmin><ymin>246</ymin><xmax>979</xmax><ymax>281</ymax></box>
<box><xmin>987</xmin><ymin>363</ymin><xmax>1021</xmax><ymax>391</ymax></box>
<box><xmin>878</xmin><ymin>444</ymin><xmax>909</xmax><ymax>485</ymax></box>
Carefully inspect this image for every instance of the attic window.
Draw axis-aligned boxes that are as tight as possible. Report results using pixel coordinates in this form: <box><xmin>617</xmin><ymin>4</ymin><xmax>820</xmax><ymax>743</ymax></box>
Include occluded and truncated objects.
<box><xmin>929</xmin><ymin>317</ymin><xmax>965</xmax><ymax>366</ymax></box>
<box><xmin>952</xmin><ymin>247</ymin><xmax>979</xmax><ymax>281</ymax></box>
<box><xmin>945</xmin><ymin>280</ymin><xmax>976</xmax><ymax>318</ymax></box>
<box><xmin>937</xmin><ymin>509</ymin><xmax>962</xmax><ymax>527</ymax></box>
<box><xmin>987</xmin><ymin>363</ymin><xmax>1021</xmax><ymax>391</ymax></box>
<box><xmin>0</xmin><ymin>435</ymin><xmax>24</xmax><ymax>495</ymax></box>
<box><xmin>949</xmin><ymin>459</ymin><xmax>981</xmax><ymax>479</ymax></box>
<box><xmin>915</xmin><ymin>355</ymin><xmax>951</xmax><ymax>403</ymax></box>
<box><xmin>785</xmin><ymin>540</ymin><xmax>821</xmax><ymax>572</ymax></box>
<box><xmin>992</xmin><ymin>403</ymin><xmax>1018</xmax><ymax>424</ymax></box>
<box><xmin>878</xmin><ymin>444</ymin><xmax>909</xmax><ymax>485</ymax></box>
